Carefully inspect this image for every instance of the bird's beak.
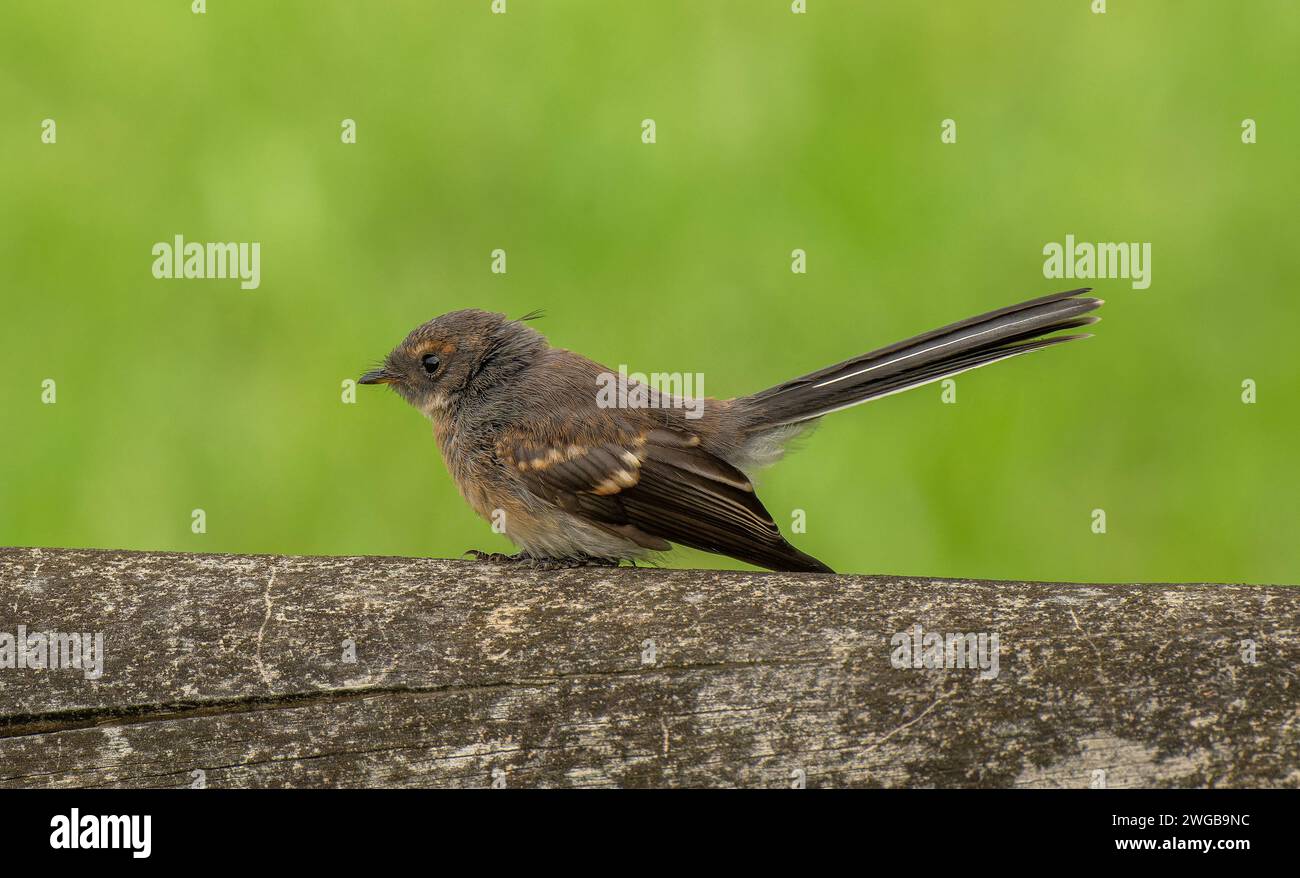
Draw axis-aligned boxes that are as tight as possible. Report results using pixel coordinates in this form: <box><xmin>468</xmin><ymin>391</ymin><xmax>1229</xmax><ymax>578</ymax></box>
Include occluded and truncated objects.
<box><xmin>358</xmin><ymin>368</ymin><xmax>395</xmax><ymax>386</ymax></box>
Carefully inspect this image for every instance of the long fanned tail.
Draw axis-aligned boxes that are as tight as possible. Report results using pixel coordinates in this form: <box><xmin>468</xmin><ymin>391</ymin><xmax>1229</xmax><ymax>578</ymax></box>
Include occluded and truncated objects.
<box><xmin>740</xmin><ymin>289</ymin><xmax>1101</xmax><ymax>429</ymax></box>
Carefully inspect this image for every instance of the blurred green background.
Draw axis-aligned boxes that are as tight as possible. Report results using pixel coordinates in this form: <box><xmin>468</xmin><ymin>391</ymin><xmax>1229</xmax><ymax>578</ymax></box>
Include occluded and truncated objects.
<box><xmin>2</xmin><ymin>1</ymin><xmax>1297</xmax><ymax>583</ymax></box>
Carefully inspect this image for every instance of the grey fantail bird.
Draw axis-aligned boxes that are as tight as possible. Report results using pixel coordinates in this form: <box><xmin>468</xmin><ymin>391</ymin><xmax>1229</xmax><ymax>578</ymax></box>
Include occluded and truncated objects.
<box><xmin>359</xmin><ymin>288</ymin><xmax>1101</xmax><ymax>572</ymax></box>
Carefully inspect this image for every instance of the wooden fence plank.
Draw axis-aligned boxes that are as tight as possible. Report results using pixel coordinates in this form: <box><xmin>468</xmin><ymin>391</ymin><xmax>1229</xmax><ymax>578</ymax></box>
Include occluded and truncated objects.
<box><xmin>0</xmin><ymin>547</ymin><xmax>1295</xmax><ymax>788</ymax></box>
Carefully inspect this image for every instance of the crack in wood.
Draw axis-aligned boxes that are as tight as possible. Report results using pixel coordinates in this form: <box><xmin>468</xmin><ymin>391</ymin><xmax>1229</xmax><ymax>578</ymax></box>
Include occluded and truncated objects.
<box><xmin>0</xmin><ymin>657</ymin><xmax>827</xmax><ymax>740</ymax></box>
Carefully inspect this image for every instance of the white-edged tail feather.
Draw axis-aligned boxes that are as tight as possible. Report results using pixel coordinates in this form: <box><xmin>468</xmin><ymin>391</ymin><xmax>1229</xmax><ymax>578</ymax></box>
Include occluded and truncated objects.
<box><xmin>740</xmin><ymin>289</ymin><xmax>1100</xmax><ymax>430</ymax></box>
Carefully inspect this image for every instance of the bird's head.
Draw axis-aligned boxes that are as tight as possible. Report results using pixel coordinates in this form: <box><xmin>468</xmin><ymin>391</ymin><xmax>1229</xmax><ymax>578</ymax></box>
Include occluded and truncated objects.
<box><xmin>359</xmin><ymin>309</ymin><xmax>546</xmax><ymax>419</ymax></box>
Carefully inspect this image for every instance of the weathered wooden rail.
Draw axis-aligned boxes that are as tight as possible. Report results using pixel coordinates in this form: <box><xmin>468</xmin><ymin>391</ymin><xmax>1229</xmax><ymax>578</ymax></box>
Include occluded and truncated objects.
<box><xmin>0</xmin><ymin>547</ymin><xmax>1295</xmax><ymax>788</ymax></box>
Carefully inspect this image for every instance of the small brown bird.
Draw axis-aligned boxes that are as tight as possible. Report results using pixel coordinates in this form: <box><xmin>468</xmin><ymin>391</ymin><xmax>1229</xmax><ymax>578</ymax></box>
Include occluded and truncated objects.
<box><xmin>360</xmin><ymin>289</ymin><xmax>1100</xmax><ymax>572</ymax></box>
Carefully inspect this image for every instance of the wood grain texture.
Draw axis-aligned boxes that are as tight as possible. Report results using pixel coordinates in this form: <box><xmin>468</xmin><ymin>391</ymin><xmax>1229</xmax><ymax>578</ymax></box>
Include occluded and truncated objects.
<box><xmin>0</xmin><ymin>547</ymin><xmax>1295</xmax><ymax>788</ymax></box>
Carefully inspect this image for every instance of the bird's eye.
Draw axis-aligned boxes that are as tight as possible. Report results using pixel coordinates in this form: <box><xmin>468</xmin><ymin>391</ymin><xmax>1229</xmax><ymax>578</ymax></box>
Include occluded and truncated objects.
<box><xmin>421</xmin><ymin>353</ymin><xmax>441</xmax><ymax>375</ymax></box>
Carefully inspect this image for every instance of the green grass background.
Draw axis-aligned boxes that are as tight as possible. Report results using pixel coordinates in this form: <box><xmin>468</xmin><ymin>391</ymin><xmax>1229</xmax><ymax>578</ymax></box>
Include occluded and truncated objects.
<box><xmin>1</xmin><ymin>1</ymin><xmax>1296</xmax><ymax>583</ymax></box>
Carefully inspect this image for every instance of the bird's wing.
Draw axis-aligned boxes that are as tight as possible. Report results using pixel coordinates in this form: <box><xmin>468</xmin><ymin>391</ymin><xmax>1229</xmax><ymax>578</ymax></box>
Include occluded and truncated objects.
<box><xmin>496</xmin><ymin>422</ymin><xmax>832</xmax><ymax>572</ymax></box>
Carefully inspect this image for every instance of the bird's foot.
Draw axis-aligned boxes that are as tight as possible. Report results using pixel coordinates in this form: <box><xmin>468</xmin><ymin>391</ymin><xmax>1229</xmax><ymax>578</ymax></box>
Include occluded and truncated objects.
<box><xmin>463</xmin><ymin>549</ymin><xmax>526</xmax><ymax>564</ymax></box>
<box><xmin>522</xmin><ymin>554</ymin><xmax>621</xmax><ymax>570</ymax></box>
<box><xmin>463</xmin><ymin>550</ymin><xmax>620</xmax><ymax>570</ymax></box>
